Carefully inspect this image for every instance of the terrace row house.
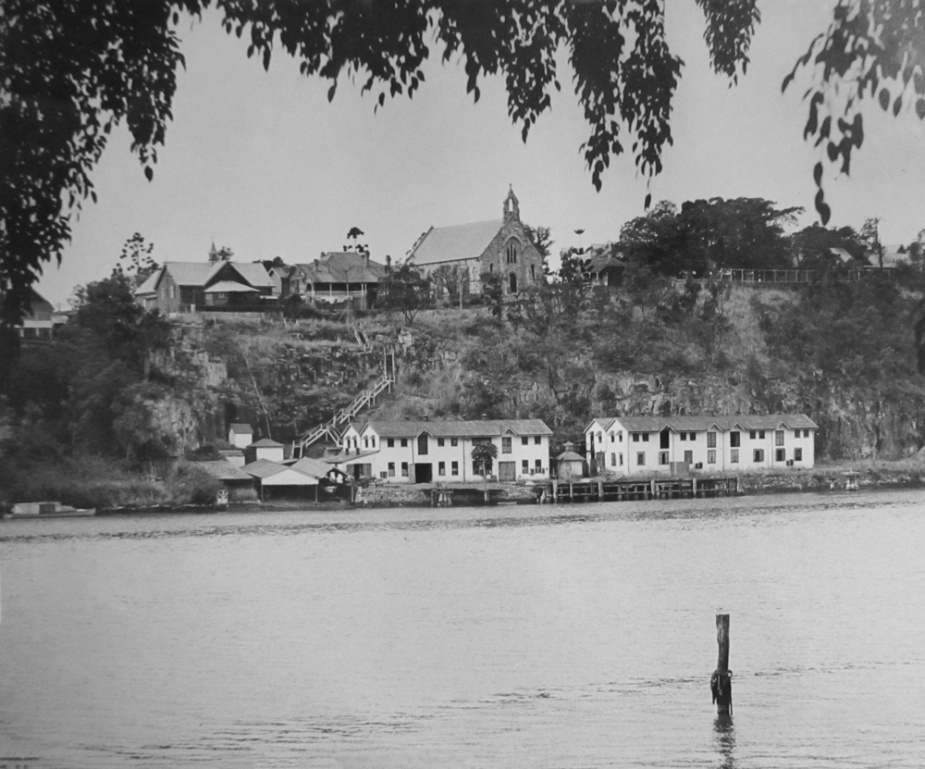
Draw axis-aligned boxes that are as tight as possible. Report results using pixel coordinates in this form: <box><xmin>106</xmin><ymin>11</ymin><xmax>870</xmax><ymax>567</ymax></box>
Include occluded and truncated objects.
<box><xmin>328</xmin><ymin>419</ymin><xmax>554</xmax><ymax>483</ymax></box>
<box><xmin>584</xmin><ymin>414</ymin><xmax>817</xmax><ymax>476</ymax></box>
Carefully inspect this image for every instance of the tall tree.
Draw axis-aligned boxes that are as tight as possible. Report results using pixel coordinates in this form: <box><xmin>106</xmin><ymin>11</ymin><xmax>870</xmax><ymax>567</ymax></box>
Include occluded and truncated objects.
<box><xmin>115</xmin><ymin>233</ymin><xmax>159</xmax><ymax>287</ymax></box>
<box><xmin>379</xmin><ymin>262</ymin><xmax>430</xmax><ymax>325</ymax></box>
<box><xmin>1</xmin><ymin>0</ymin><xmax>917</xmax><ymax>326</ymax></box>
<box><xmin>861</xmin><ymin>217</ymin><xmax>885</xmax><ymax>269</ymax></box>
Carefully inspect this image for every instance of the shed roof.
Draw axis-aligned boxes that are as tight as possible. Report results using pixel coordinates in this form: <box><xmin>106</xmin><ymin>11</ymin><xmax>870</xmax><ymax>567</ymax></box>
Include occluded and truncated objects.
<box><xmin>193</xmin><ymin>460</ymin><xmax>253</xmax><ymax>482</ymax></box>
<box><xmin>250</xmin><ymin>438</ymin><xmax>285</xmax><ymax>448</ymax></box>
<box><xmin>408</xmin><ymin>220</ymin><xmax>503</xmax><ymax>266</ymax></box>
<box><xmin>205</xmin><ymin>280</ymin><xmax>258</xmax><ymax>293</ymax></box>
<box><xmin>243</xmin><ymin>459</ymin><xmax>319</xmax><ymax>485</ymax></box>
<box><xmin>229</xmin><ymin>423</ymin><xmax>253</xmax><ymax>434</ymax></box>
<box><xmin>288</xmin><ymin>457</ymin><xmax>335</xmax><ymax>479</ymax></box>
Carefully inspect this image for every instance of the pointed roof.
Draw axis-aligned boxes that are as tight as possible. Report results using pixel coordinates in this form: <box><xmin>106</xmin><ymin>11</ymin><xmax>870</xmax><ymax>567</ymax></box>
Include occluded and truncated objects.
<box><xmin>250</xmin><ymin>438</ymin><xmax>285</xmax><ymax>448</ymax></box>
<box><xmin>598</xmin><ymin>414</ymin><xmax>817</xmax><ymax>433</ymax></box>
<box><xmin>229</xmin><ymin>423</ymin><xmax>253</xmax><ymax>435</ymax></box>
<box><xmin>408</xmin><ymin>219</ymin><xmax>503</xmax><ymax>266</ymax></box>
<box><xmin>357</xmin><ymin>419</ymin><xmax>553</xmax><ymax>438</ymax></box>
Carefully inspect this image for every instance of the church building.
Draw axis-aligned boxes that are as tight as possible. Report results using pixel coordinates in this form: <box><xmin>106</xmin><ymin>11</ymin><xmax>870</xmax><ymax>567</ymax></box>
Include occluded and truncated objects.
<box><xmin>406</xmin><ymin>187</ymin><xmax>545</xmax><ymax>297</ymax></box>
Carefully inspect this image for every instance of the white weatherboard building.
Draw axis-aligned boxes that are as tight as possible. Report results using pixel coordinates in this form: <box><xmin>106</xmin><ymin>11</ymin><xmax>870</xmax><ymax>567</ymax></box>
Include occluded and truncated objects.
<box><xmin>584</xmin><ymin>414</ymin><xmax>817</xmax><ymax>476</ymax></box>
<box><xmin>328</xmin><ymin>420</ymin><xmax>553</xmax><ymax>483</ymax></box>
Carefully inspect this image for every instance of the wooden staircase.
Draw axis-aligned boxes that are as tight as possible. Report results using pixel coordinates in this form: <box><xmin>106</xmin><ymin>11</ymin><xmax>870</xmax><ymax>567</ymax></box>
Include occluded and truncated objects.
<box><xmin>292</xmin><ymin>349</ymin><xmax>395</xmax><ymax>458</ymax></box>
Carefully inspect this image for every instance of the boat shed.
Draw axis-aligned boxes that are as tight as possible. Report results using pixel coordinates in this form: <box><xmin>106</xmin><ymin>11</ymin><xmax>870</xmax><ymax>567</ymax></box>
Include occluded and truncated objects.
<box><xmin>243</xmin><ymin>458</ymin><xmax>321</xmax><ymax>500</ymax></box>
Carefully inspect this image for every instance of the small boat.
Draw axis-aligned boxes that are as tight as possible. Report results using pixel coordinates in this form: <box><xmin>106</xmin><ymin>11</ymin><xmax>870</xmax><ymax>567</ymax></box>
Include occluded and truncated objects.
<box><xmin>4</xmin><ymin>501</ymin><xmax>97</xmax><ymax>519</ymax></box>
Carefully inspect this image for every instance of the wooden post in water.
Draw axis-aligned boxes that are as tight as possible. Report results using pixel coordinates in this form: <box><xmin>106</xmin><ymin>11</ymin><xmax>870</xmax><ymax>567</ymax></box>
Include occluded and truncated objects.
<box><xmin>711</xmin><ymin>613</ymin><xmax>732</xmax><ymax>715</ymax></box>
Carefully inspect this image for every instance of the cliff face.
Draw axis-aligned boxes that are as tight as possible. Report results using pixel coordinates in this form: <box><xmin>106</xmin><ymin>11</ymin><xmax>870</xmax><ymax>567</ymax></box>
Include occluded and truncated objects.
<box><xmin>159</xmin><ymin>283</ymin><xmax>925</xmax><ymax>463</ymax></box>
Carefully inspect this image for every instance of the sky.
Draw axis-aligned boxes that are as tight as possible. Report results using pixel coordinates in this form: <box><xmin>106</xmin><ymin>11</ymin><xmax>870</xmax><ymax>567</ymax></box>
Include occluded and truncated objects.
<box><xmin>36</xmin><ymin>0</ymin><xmax>925</xmax><ymax>308</ymax></box>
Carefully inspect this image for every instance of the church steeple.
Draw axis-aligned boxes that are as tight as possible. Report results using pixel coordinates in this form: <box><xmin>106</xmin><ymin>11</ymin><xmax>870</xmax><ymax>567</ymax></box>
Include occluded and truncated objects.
<box><xmin>503</xmin><ymin>185</ymin><xmax>520</xmax><ymax>224</ymax></box>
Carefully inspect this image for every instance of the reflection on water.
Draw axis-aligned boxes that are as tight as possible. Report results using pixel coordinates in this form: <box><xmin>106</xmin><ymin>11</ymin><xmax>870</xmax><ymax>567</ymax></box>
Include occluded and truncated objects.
<box><xmin>1</xmin><ymin>489</ymin><xmax>925</xmax><ymax>768</ymax></box>
<box><xmin>714</xmin><ymin>715</ymin><xmax>736</xmax><ymax>769</ymax></box>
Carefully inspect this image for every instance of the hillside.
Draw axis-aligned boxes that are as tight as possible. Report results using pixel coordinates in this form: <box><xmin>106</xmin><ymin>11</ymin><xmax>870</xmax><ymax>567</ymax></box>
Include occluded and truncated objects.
<box><xmin>3</xmin><ymin>271</ymin><xmax>925</xmax><ymax>510</ymax></box>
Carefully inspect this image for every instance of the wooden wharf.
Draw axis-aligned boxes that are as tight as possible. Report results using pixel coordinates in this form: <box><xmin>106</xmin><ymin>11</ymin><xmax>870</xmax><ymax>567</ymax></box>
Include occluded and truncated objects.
<box><xmin>544</xmin><ymin>476</ymin><xmax>738</xmax><ymax>503</ymax></box>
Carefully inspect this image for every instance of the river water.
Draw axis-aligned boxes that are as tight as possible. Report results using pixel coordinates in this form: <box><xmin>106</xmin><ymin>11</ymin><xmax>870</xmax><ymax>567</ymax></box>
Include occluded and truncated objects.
<box><xmin>1</xmin><ymin>489</ymin><xmax>924</xmax><ymax>768</ymax></box>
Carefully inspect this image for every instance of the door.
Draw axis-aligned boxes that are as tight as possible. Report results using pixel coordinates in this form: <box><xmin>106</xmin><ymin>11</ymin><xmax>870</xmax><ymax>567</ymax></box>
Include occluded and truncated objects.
<box><xmin>414</xmin><ymin>463</ymin><xmax>433</xmax><ymax>483</ymax></box>
<box><xmin>499</xmin><ymin>461</ymin><xmax>516</xmax><ymax>482</ymax></box>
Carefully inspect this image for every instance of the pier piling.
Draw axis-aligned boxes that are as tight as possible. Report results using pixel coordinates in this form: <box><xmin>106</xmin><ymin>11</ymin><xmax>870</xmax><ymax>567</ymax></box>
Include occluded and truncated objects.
<box><xmin>710</xmin><ymin>613</ymin><xmax>732</xmax><ymax>715</ymax></box>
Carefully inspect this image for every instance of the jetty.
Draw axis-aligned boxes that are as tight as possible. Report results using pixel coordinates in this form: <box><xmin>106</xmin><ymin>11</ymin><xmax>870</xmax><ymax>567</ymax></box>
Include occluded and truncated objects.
<box><xmin>544</xmin><ymin>476</ymin><xmax>738</xmax><ymax>503</ymax></box>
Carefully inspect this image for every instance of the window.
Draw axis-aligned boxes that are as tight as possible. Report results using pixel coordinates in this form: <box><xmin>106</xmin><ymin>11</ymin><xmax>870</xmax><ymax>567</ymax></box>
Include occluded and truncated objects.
<box><xmin>535</xmin><ymin>459</ymin><xmax>542</xmax><ymax>472</ymax></box>
<box><xmin>619</xmin><ymin>453</ymin><xmax>624</xmax><ymax>466</ymax></box>
<box><xmin>400</xmin><ymin>438</ymin><xmax>408</xmax><ymax>448</ymax></box>
<box><xmin>522</xmin><ymin>437</ymin><xmax>529</xmax><ymax>446</ymax></box>
<box><xmin>364</xmin><ymin>437</ymin><xmax>369</xmax><ymax>448</ymax></box>
<box><xmin>451</xmin><ymin>461</ymin><xmax>459</xmax><ymax>476</ymax></box>
<box><xmin>730</xmin><ymin>432</ymin><xmax>740</xmax><ymax>448</ymax></box>
<box><xmin>707</xmin><ymin>432</ymin><xmax>716</xmax><ymax>448</ymax></box>
<box><xmin>438</xmin><ymin>438</ymin><xmax>445</xmax><ymax>447</ymax></box>
<box><xmin>749</xmin><ymin>431</ymin><xmax>756</xmax><ymax>440</ymax></box>
<box><xmin>438</xmin><ymin>461</ymin><xmax>446</xmax><ymax>476</ymax></box>
<box><xmin>370</xmin><ymin>436</ymin><xmax>376</xmax><ymax>447</ymax></box>
<box><xmin>502</xmin><ymin>437</ymin><xmax>512</xmax><ymax>454</ymax></box>
<box><xmin>731</xmin><ymin>449</ymin><xmax>739</xmax><ymax>463</ymax></box>
<box><xmin>690</xmin><ymin>432</ymin><xmax>697</xmax><ymax>441</ymax></box>
<box><xmin>636</xmin><ymin>452</ymin><xmax>646</xmax><ymax>466</ymax></box>
<box><xmin>680</xmin><ymin>433</ymin><xmax>687</xmax><ymax>441</ymax></box>
<box><xmin>776</xmin><ymin>448</ymin><xmax>785</xmax><ymax>462</ymax></box>
<box><xmin>759</xmin><ymin>430</ymin><xmax>766</xmax><ymax>439</ymax></box>
<box><xmin>387</xmin><ymin>438</ymin><xmax>394</xmax><ymax>448</ymax></box>
<box><xmin>522</xmin><ymin>460</ymin><xmax>529</xmax><ymax>473</ymax></box>
<box><xmin>598</xmin><ymin>432</ymin><xmax>603</xmax><ymax>443</ymax></box>
<box><xmin>753</xmin><ymin>449</ymin><xmax>764</xmax><ymax>463</ymax></box>
<box><xmin>708</xmin><ymin>450</ymin><xmax>716</xmax><ymax>464</ymax></box>
<box><xmin>531</xmin><ymin>264</ymin><xmax>535</xmax><ymax>280</ymax></box>
<box><xmin>417</xmin><ymin>434</ymin><xmax>428</xmax><ymax>455</ymax></box>
<box><xmin>388</xmin><ymin>462</ymin><xmax>395</xmax><ymax>477</ymax></box>
<box><xmin>610</xmin><ymin>453</ymin><xmax>616</xmax><ymax>466</ymax></box>
<box><xmin>659</xmin><ymin>451</ymin><xmax>669</xmax><ymax>465</ymax></box>
<box><xmin>401</xmin><ymin>462</ymin><xmax>409</xmax><ymax>476</ymax></box>
<box><xmin>535</xmin><ymin>436</ymin><xmax>541</xmax><ymax>444</ymax></box>
<box><xmin>684</xmin><ymin>450</ymin><xmax>693</xmax><ymax>464</ymax></box>
<box><xmin>451</xmin><ymin>438</ymin><xmax>458</xmax><ymax>447</ymax></box>
<box><xmin>506</xmin><ymin>242</ymin><xmax>518</xmax><ymax>264</ymax></box>
<box><xmin>795</xmin><ymin>448</ymin><xmax>803</xmax><ymax>461</ymax></box>
<box><xmin>642</xmin><ymin>433</ymin><xmax>649</xmax><ymax>442</ymax></box>
<box><xmin>632</xmin><ymin>433</ymin><xmax>640</xmax><ymax>442</ymax></box>
<box><xmin>610</xmin><ymin>433</ymin><xmax>615</xmax><ymax>443</ymax></box>
<box><xmin>775</xmin><ymin>430</ymin><xmax>784</xmax><ymax>446</ymax></box>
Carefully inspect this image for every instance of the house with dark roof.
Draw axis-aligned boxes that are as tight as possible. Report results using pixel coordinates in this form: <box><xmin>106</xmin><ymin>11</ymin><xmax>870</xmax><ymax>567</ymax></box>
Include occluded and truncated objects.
<box><xmin>584</xmin><ymin>414</ymin><xmax>817</xmax><ymax>477</ymax></box>
<box><xmin>290</xmin><ymin>251</ymin><xmax>387</xmax><ymax>309</ymax></box>
<box><xmin>406</xmin><ymin>187</ymin><xmax>545</xmax><ymax>297</ymax></box>
<box><xmin>134</xmin><ymin>256</ymin><xmax>274</xmax><ymax>314</ymax></box>
<box><xmin>328</xmin><ymin>419</ymin><xmax>553</xmax><ymax>483</ymax></box>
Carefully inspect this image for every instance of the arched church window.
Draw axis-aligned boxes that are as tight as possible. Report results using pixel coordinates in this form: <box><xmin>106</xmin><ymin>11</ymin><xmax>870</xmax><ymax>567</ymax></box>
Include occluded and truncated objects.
<box><xmin>506</xmin><ymin>242</ymin><xmax>518</xmax><ymax>264</ymax></box>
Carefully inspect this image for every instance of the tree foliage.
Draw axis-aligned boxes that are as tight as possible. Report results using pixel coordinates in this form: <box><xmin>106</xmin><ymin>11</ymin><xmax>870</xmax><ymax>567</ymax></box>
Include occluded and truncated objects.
<box><xmin>3</xmin><ymin>0</ymin><xmax>918</xmax><ymax>327</ymax></box>
<box><xmin>784</xmin><ymin>1</ymin><xmax>925</xmax><ymax>224</ymax></box>
<box><xmin>618</xmin><ymin>197</ymin><xmax>801</xmax><ymax>276</ymax></box>
<box><xmin>471</xmin><ymin>440</ymin><xmax>499</xmax><ymax>478</ymax></box>
<box><xmin>0</xmin><ymin>0</ymin><xmax>759</xmax><ymax>328</ymax></box>
<box><xmin>379</xmin><ymin>262</ymin><xmax>430</xmax><ymax>324</ymax></box>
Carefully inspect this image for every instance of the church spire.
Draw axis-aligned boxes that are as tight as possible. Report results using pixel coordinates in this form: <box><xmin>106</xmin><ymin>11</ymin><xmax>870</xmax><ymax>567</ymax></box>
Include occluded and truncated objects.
<box><xmin>503</xmin><ymin>185</ymin><xmax>520</xmax><ymax>224</ymax></box>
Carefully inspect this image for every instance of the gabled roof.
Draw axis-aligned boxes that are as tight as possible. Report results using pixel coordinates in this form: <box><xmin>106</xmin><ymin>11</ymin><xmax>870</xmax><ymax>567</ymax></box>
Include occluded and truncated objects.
<box><xmin>595</xmin><ymin>414</ymin><xmax>818</xmax><ymax>433</ymax></box>
<box><xmin>359</xmin><ymin>419</ymin><xmax>553</xmax><ymax>438</ymax></box>
<box><xmin>556</xmin><ymin>449</ymin><xmax>584</xmax><ymax>462</ymax></box>
<box><xmin>250</xmin><ymin>438</ymin><xmax>285</xmax><ymax>448</ymax></box>
<box><xmin>229</xmin><ymin>423</ymin><xmax>253</xmax><ymax>434</ymax></box>
<box><xmin>288</xmin><ymin>457</ymin><xmax>336</xmax><ymax>479</ymax></box>
<box><xmin>134</xmin><ymin>261</ymin><xmax>273</xmax><ymax>295</ymax></box>
<box><xmin>408</xmin><ymin>220</ymin><xmax>503</xmax><ymax>266</ymax></box>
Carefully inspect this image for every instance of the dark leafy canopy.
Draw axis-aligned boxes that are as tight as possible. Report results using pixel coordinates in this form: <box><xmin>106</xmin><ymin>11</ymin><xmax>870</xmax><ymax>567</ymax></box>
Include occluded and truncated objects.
<box><xmin>784</xmin><ymin>0</ymin><xmax>925</xmax><ymax>224</ymax></box>
<box><xmin>619</xmin><ymin>197</ymin><xmax>801</xmax><ymax>276</ymax></box>
<box><xmin>1</xmin><ymin>0</ymin><xmax>762</xmax><ymax>328</ymax></box>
